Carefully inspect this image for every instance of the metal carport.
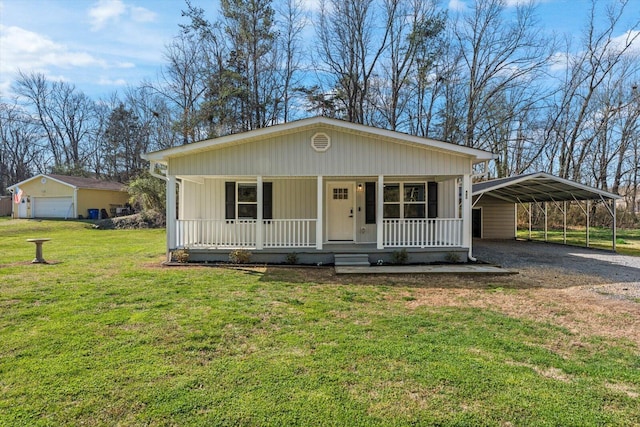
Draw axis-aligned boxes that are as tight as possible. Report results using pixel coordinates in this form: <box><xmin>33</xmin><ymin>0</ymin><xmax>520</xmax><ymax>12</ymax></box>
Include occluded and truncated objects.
<box><xmin>472</xmin><ymin>172</ymin><xmax>621</xmax><ymax>251</ymax></box>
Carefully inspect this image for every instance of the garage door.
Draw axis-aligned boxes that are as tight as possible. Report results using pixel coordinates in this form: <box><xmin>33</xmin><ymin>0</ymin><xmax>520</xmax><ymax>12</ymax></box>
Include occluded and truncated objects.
<box><xmin>33</xmin><ymin>197</ymin><xmax>73</xmax><ymax>218</ymax></box>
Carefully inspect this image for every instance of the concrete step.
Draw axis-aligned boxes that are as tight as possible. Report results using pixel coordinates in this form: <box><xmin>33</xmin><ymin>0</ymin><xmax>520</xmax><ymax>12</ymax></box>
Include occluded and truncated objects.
<box><xmin>334</xmin><ymin>253</ymin><xmax>370</xmax><ymax>266</ymax></box>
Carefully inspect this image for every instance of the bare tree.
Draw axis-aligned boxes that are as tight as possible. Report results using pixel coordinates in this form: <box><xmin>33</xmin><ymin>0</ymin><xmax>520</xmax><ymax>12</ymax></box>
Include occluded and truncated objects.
<box><xmin>543</xmin><ymin>0</ymin><xmax>640</xmax><ymax>181</ymax></box>
<box><xmin>372</xmin><ymin>0</ymin><xmax>445</xmax><ymax>132</ymax></box>
<box><xmin>452</xmin><ymin>0</ymin><xmax>553</xmax><ymax>155</ymax></box>
<box><xmin>0</xmin><ymin>101</ymin><xmax>44</xmax><ymax>192</ymax></box>
<box><xmin>157</xmin><ymin>32</ymin><xmax>208</xmax><ymax>145</ymax></box>
<box><xmin>13</xmin><ymin>71</ymin><xmax>97</xmax><ymax>174</ymax></box>
<box><xmin>275</xmin><ymin>0</ymin><xmax>306</xmax><ymax>123</ymax></box>
<box><xmin>316</xmin><ymin>0</ymin><xmax>395</xmax><ymax>124</ymax></box>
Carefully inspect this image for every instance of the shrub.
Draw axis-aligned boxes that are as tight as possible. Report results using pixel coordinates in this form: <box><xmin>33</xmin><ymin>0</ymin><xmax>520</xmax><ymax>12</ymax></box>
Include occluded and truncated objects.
<box><xmin>445</xmin><ymin>251</ymin><xmax>461</xmax><ymax>263</ymax></box>
<box><xmin>391</xmin><ymin>249</ymin><xmax>409</xmax><ymax>264</ymax></box>
<box><xmin>229</xmin><ymin>249</ymin><xmax>252</xmax><ymax>264</ymax></box>
<box><xmin>127</xmin><ymin>171</ymin><xmax>166</xmax><ymax>213</ymax></box>
<box><xmin>172</xmin><ymin>249</ymin><xmax>190</xmax><ymax>263</ymax></box>
<box><xmin>285</xmin><ymin>252</ymin><xmax>299</xmax><ymax>265</ymax></box>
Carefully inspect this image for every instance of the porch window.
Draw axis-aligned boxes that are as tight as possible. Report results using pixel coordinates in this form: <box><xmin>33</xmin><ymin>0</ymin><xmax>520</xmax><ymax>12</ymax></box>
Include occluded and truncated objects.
<box><xmin>404</xmin><ymin>183</ymin><xmax>426</xmax><ymax>218</ymax></box>
<box><xmin>237</xmin><ymin>183</ymin><xmax>257</xmax><ymax>219</ymax></box>
<box><xmin>383</xmin><ymin>184</ymin><xmax>401</xmax><ymax>218</ymax></box>
<box><xmin>225</xmin><ymin>181</ymin><xmax>273</xmax><ymax>220</ymax></box>
<box><xmin>383</xmin><ymin>182</ymin><xmax>428</xmax><ymax>219</ymax></box>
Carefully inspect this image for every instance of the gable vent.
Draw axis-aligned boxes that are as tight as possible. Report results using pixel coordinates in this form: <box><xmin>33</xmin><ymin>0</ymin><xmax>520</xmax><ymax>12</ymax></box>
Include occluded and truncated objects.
<box><xmin>311</xmin><ymin>132</ymin><xmax>331</xmax><ymax>152</ymax></box>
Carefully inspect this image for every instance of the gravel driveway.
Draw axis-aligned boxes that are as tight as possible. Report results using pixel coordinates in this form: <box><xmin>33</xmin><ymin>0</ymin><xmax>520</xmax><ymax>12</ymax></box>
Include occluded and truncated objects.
<box><xmin>473</xmin><ymin>239</ymin><xmax>640</xmax><ymax>300</ymax></box>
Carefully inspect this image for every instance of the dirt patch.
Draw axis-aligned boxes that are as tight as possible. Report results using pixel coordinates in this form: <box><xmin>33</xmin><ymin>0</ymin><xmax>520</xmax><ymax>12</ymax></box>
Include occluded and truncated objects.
<box><xmin>405</xmin><ymin>268</ymin><xmax>640</xmax><ymax>349</ymax></box>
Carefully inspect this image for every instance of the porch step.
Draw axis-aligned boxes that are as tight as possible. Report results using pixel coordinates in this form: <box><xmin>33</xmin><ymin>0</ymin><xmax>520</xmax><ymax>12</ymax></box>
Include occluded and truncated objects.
<box><xmin>334</xmin><ymin>253</ymin><xmax>370</xmax><ymax>266</ymax></box>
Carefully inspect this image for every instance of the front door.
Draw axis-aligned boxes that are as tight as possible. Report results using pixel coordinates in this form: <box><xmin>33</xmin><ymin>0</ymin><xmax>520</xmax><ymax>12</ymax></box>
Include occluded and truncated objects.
<box><xmin>18</xmin><ymin>199</ymin><xmax>27</xmax><ymax>218</ymax></box>
<box><xmin>327</xmin><ymin>182</ymin><xmax>355</xmax><ymax>241</ymax></box>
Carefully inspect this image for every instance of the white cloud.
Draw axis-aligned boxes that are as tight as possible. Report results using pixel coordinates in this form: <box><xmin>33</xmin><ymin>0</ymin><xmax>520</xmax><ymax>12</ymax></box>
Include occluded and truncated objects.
<box><xmin>300</xmin><ymin>0</ymin><xmax>321</xmax><ymax>12</ymax></box>
<box><xmin>448</xmin><ymin>0</ymin><xmax>467</xmax><ymax>12</ymax></box>
<box><xmin>130</xmin><ymin>5</ymin><xmax>157</xmax><ymax>23</ymax></box>
<box><xmin>88</xmin><ymin>0</ymin><xmax>126</xmax><ymax>30</ymax></box>
<box><xmin>548</xmin><ymin>51</ymin><xmax>572</xmax><ymax>72</ymax></box>
<box><xmin>98</xmin><ymin>77</ymin><xmax>127</xmax><ymax>86</ymax></box>
<box><xmin>115</xmin><ymin>61</ymin><xmax>136</xmax><ymax>69</ymax></box>
<box><xmin>88</xmin><ymin>0</ymin><xmax>157</xmax><ymax>31</ymax></box>
<box><xmin>548</xmin><ymin>30</ymin><xmax>639</xmax><ymax>74</ymax></box>
<box><xmin>0</xmin><ymin>24</ymin><xmax>107</xmax><ymax>74</ymax></box>
<box><xmin>611</xmin><ymin>30</ymin><xmax>640</xmax><ymax>56</ymax></box>
<box><xmin>504</xmin><ymin>0</ymin><xmax>535</xmax><ymax>6</ymax></box>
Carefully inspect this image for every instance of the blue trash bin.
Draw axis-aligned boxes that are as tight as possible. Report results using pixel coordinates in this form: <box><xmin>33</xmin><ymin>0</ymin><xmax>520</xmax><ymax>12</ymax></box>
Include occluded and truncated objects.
<box><xmin>88</xmin><ymin>209</ymin><xmax>99</xmax><ymax>219</ymax></box>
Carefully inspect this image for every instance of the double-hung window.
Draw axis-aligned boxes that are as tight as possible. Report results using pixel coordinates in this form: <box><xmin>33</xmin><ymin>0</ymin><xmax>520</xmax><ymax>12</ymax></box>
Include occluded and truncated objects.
<box><xmin>383</xmin><ymin>183</ymin><xmax>426</xmax><ymax>219</ymax></box>
<box><xmin>225</xmin><ymin>181</ymin><xmax>273</xmax><ymax>221</ymax></box>
<box><xmin>237</xmin><ymin>183</ymin><xmax>257</xmax><ymax>219</ymax></box>
<box><xmin>404</xmin><ymin>183</ymin><xmax>426</xmax><ymax>218</ymax></box>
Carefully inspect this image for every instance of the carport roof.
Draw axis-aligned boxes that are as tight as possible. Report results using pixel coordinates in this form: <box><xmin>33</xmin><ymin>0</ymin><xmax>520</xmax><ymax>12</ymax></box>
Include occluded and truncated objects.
<box><xmin>472</xmin><ymin>172</ymin><xmax>621</xmax><ymax>204</ymax></box>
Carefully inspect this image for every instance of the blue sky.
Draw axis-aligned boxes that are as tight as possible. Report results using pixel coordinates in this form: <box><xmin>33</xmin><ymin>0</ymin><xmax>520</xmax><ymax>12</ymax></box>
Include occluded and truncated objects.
<box><xmin>1</xmin><ymin>0</ymin><xmax>639</xmax><ymax>100</ymax></box>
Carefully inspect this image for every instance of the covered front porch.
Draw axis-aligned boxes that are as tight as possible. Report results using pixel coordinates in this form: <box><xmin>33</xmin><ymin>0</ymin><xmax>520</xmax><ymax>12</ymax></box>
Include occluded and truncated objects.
<box><xmin>166</xmin><ymin>173</ymin><xmax>474</xmax><ymax>262</ymax></box>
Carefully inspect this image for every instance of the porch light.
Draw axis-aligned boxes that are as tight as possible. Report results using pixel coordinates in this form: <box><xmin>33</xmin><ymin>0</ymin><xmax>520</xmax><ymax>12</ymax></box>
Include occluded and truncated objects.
<box><xmin>357</xmin><ymin>183</ymin><xmax>363</xmax><ymax>192</ymax></box>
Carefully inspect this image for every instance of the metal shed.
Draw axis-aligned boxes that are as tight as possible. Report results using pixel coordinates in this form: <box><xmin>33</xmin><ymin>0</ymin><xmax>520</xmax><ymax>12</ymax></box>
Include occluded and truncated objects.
<box><xmin>472</xmin><ymin>172</ymin><xmax>621</xmax><ymax>250</ymax></box>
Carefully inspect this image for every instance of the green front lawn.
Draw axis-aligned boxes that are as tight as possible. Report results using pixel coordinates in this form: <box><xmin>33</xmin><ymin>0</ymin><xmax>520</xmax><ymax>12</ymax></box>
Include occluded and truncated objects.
<box><xmin>1</xmin><ymin>218</ymin><xmax>639</xmax><ymax>426</ymax></box>
<box><xmin>517</xmin><ymin>227</ymin><xmax>640</xmax><ymax>256</ymax></box>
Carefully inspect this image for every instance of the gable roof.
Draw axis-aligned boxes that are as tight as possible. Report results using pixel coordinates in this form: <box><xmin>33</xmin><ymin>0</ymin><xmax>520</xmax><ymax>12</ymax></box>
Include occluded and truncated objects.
<box><xmin>143</xmin><ymin>116</ymin><xmax>496</xmax><ymax>163</ymax></box>
<box><xmin>472</xmin><ymin>172</ymin><xmax>621</xmax><ymax>203</ymax></box>
<box><xmin>8</xmin><ymin>174</ymin><xmax>125</xmax><ymax>192</ymax></box>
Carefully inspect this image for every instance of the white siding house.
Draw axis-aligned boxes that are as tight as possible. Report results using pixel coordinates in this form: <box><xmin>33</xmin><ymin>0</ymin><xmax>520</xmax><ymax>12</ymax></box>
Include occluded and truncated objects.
<box><xmin>143</xmin><ymin>117</ymin><xmax>495</xmax><ymax>264</ymax></box>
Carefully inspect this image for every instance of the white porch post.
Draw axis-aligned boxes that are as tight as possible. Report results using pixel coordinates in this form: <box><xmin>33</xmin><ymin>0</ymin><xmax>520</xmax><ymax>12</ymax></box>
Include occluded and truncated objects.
<box><xmin>462</xmin><ymin>173</ymin><xmax>472</xmax><ymax>258</ymax></box>
<box><xmin>377</xmin><ymin>175</ymin><xmax>384</xmax><ymax>249</ymax></box>
<box><xmin>316</xmin><ymin>176</ymin><xmax>323</xmax><ymax>250</ymax></box>
<box><xmin>166</xmin><ymin>175</ymin><xmax>177</xmax><ymax>260</ymax></box>
<box><xmin>256</xmin><ymin>176</ymin><xmax>263</xmax><ymax>249</ymax></box>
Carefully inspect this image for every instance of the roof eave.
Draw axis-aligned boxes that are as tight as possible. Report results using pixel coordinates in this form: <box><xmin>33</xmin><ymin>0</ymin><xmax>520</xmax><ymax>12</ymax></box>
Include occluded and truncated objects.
<box><xmin>7</xmin><ymin>174</ymin><xmax>77</xmax><ymax>191</ymax></box>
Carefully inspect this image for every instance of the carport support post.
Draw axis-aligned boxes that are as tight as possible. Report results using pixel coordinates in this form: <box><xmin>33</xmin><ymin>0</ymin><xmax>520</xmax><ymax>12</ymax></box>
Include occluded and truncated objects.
<box><xmin>563</xmin><ymin>201</ymin><xmax>567</xmax><ymax>244</ymax></box>
<box><xmin>611</xmin><ymin>198</ymin><xmax>617</xmax><ymax>252</ymax></box>
<box><xmin>528</xmin><ymin>203</ymin><xmax>532</xmax><ymax>239</ymax></box>
<box><xmin>586</xmin><ymin>200</ymin><xmax>590</xmax><ymax>248</ymax></box>
<box><xmin>544</xmin><ymin>202</ymin><xmax>548</xmax><ymax>242</ymax></box>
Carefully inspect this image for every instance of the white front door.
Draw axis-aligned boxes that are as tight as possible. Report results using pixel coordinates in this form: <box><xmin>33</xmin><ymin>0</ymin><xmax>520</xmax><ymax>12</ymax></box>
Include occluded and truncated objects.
<box><xmin>327</xmin><ymin>182</ymin><xmax>355</xmax><ymax>241</ymax></box>
<box><xmin>18</xmin><ymin>199</ymin><xmax>27</xmax><ymax>218</ymax></box>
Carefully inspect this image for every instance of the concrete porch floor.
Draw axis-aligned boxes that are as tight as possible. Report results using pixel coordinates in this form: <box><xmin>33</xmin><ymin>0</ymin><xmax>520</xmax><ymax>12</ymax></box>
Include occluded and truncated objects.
<box><xmin>334</xmin><ymin>264</ymin><xmax>517</xmax><ymax>274</ymax></box>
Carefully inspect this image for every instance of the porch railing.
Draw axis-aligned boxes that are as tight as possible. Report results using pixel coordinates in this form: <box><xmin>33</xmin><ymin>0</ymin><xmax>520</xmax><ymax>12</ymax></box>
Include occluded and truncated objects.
<box><xmin>263</xmin><ymin>219</ymin><xmax>316</xmax><ymax>248</ymax></box>
<box><xmin>383</xmin><ymin>218</ymin><xmax>463</xmax><ymax>247</ymax></box>
<box><xmin>177</xmin><ymin>219</ymin><xmax>257</xmax><ymax>248</ymax></box>
<box><xmin>176</xmin><ymin>219</ymin><xmax>316</xmax><ymax>249</ymax></box>
<box><xmin>177</xmin><ymin>218</ymin><xmax>463</xmax><ymax>249</ymax></box>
